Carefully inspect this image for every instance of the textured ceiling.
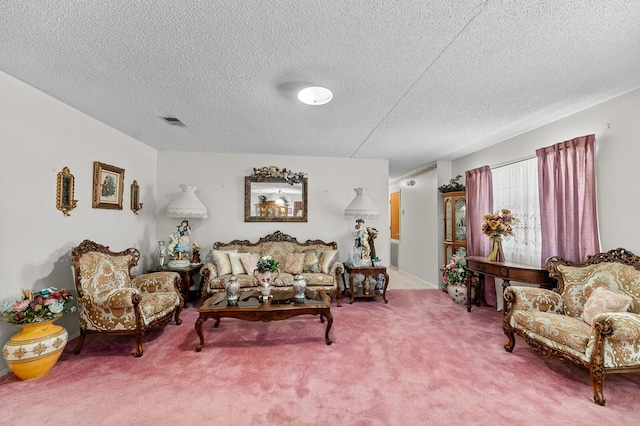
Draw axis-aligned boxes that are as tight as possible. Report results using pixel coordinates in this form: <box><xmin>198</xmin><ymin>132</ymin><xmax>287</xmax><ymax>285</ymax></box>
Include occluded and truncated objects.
<box><xmin>2</xmin><ymin>1</ymin><xmax>640</xmax><ymax>179</ymax></box>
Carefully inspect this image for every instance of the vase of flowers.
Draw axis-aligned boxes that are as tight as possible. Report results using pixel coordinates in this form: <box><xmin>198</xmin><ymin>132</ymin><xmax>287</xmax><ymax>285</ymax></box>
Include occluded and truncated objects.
<box><xmin>1</xmin><ymin>287</ymin><xmax>75</xmax><ymax>380</ymax></box>
<box><xmin>481</xmin><ymin>209</ymin><xmax>515</xmax><ymax>262</ymax></box>
<box><xmin>253</xmin><ymin>256</ymin><xmax>280</xmax><ymax>299</ymax></box>
<box><xmin>441</xmin><ymin>249</ymin><xmax>478</xmax><ymax>305</ymax></box>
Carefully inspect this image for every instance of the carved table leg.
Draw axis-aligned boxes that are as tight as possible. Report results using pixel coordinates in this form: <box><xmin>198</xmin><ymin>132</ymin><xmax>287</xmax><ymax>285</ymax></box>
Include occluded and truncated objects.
<box><xmin>324</xmin><ymin>310</ymin><xmax>333</xmax><ymax>345</ymax></box>
<box><xmin>195</xmin><ymin>316</ymin><xmax>206</xmax><ymax>352</ymax></box>
<box><xmin>349</xmin><ymin>274</ymin><xmax>355</xmax><ymax>304</ymax></box>
<box><xmin>382</xmin><ymin>270</ymin><xmax>389</xmax><ymax>303</ymax></box>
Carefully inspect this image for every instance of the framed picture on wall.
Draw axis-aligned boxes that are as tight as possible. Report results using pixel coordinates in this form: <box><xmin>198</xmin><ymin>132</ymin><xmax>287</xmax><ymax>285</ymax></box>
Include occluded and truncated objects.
<box><xmin>92</xmin><ymin>161</ymin><xmax>125</xmax><ymax>209</ymax></box>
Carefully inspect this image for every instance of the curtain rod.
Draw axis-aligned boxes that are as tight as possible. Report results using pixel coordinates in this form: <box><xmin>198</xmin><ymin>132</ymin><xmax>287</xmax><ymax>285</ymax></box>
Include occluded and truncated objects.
<box><xmin>491</xmin><ymin>154</ymin><xmax>536</xmax><ymax>170</ymax></box>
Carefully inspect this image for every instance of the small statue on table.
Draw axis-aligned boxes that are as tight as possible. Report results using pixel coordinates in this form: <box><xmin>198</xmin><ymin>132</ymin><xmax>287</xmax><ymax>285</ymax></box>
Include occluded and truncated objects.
<box><xmin>157</xmin><ymin>241</ymin><xmax>167</xmax><ymax>268</ymax></box>
<box><xmin>191</xmin><ymin>243</ymin><xmax>201</xmax><ymax>265</ymax></box>
<box><xmin>167</xmin><ymin>219</ymin><xmax>192</xmax><ymax>267</ymax></box>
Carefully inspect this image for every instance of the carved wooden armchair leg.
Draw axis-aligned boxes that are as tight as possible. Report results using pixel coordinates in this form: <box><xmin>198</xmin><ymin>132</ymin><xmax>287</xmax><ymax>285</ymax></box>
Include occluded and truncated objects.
<box><xmin>73</xmin><ymin>329</ymin><xmax>87</xmax><ymax>355</ymax></box>
<box><xmin>174</xmin><ymin>294</ymin><xmax>184</xmax><ymax>325</ymax></box>
<box><xmin>503</xmin><ymin>322</ymin><xmax>516</xmax><ymax>352</ymax></box>
<box><xmin>503</xmin><ymin>291</ymin><xmax>516</xmax><ymax>352</ymax></box>
<box><xmin>590</xmin><ymin>365</ymin><xmax>606</xmax><ymax>406</ymax></box>
<box><xmin>135</xmin><ymin>329</ymin><xmax>146</xmax><ymax>358</ymax></box>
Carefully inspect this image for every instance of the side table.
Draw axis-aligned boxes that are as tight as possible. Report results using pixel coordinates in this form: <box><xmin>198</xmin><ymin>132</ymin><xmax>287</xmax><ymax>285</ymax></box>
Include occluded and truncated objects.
<box><xmin>342</xmin><ymin>263</ymin><xmax>389</xmax><ymax>304</ymax></box>
<box><xmin>148</xmin><ymin>263</ymin><xmax>203</xmax><ymax>307</ymax></box>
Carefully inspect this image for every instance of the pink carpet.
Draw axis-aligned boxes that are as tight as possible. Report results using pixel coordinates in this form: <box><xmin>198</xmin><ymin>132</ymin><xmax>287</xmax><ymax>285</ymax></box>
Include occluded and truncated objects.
<box><xmin>1</xmin><ymin>289</ymin><xmax>639</xmax><ymax>425</ymax></box>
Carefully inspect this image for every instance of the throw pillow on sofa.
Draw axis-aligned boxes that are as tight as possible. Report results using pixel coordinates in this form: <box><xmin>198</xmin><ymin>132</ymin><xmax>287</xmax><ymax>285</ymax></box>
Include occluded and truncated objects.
<box><xmin>228</xmin><ymin>252</ymin><xmax>247</xmax><ymax>275</ymax></box>
<box><xmin>320</xmin><ymin>250</ymin><xmax>338</xmax><ymax>274</ymax></box>
<box><xmin>284</xmin><ymin>253</ymin><xmax>305</xmax><ymax>274</ymax></box>
<box><xmin>240</xmin><ymin>253</ymin><xmax>259</xmax><ymax>274</ymax></box>
<box><xmin>213</xmin><ymin>249</ymin><xmax>238</xmax><ymax>276</ymax></box>
<box><xmin>303</xmin><ymin>250</ymin><xmax>322</xmax><ymax>273</ymax></box>
<box><xmin>582</xmin><ymin>286</ymin><xmax>632</xmax><ymax>325</ymax></box>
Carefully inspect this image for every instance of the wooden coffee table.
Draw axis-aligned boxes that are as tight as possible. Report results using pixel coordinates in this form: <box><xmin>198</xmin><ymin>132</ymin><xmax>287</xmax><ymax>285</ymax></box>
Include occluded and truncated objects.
<box><xmin>195</xmin><ymin>289</ymin><xmax>333</xmax><ymax>351</ymax></box>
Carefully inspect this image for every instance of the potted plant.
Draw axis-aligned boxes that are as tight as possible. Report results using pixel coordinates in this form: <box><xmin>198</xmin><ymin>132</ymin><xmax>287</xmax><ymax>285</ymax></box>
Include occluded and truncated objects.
<box><xmin>441</xmin><ymin>249</ymin><xmax>477</xmax><ymax>305</ymax></box>
<box><xmin>438</xmin><ymin>175</ymin><xmax>465</xmax><ymax>193</ymax></box>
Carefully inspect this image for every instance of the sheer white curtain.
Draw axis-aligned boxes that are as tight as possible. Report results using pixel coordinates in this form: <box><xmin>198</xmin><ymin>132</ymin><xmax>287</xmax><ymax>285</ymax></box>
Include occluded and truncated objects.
<box><xmin>492</xmin><ymin>157</ymin><xmax>542</xmax><ymax>266</ymax></box>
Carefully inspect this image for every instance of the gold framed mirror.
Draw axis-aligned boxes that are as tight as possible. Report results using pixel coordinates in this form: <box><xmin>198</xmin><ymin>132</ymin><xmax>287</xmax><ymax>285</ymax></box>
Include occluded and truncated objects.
<box><xmin>244</xmin><ymin>176</ymin><xmax>308</xmax><ymax>222</ymax></box>
<box><xmin>130</xmin><ymin>180</ymin><xmax>143</xmax><ymax>215</ymax></box>
<box><xmin>56</xmin><ymin>166</ymin><xmax>78</xmax><ymax>217</ymax></box>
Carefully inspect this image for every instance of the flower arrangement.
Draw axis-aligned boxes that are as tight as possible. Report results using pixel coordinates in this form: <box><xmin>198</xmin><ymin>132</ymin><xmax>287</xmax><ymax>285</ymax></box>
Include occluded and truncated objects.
<box><xmin>251</xmin><ymin>166</ymin><xmax>306</xmax><ymax>185</ymax></box>
<box><xmin>481</xmin><ymin>208</ymin><xmax>515</xmax><ymax>239</ymax></box>
<box><xmin>438</xmin><ymin>175</ymin><xmax>465</xmax><ymax>193</ymax></box>
<box><xmin>255</xmin><ymin>256</ymin><xmax>279</xmax><ymax>272</ymax></box>
<box><xmin>1</xmin><ymin>287</ymin><xmax>75</xmax><ymax>325</ymax></box>
<box><xmin>441</xmin><ymin>251</ymin><xmax>477</xmax><ymax>290</ymax></box>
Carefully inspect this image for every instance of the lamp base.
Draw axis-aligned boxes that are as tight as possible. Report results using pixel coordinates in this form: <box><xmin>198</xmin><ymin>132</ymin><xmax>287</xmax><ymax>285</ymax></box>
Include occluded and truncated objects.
<box><xmin>167</xmin><ymin>259</ymin><xmax>190</xmax><ymax>268</ymax></box>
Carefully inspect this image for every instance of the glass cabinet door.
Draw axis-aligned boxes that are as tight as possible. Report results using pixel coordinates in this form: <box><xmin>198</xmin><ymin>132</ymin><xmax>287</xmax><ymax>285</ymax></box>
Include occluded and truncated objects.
<box><xmin>455</xmin><ymin>198</ymin><xmax>466</xmax><ymax>241</ymax></box>
<box><xmin>445</xmin><ymin>198</ymin><xmax>452</xmax><ymax>241</ymax></box>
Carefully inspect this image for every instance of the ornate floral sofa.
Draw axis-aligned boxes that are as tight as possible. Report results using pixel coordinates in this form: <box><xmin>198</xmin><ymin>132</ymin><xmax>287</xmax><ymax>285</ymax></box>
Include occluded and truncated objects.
<box><xmin>71</xmin><ymin>240</ymin><xmax>184</xmax><ymax>357</ymax></box>
<box><xmin>503</xmin><ymin>248</ymin><xmax>640</xmax><ymax>405</ymax></box>
<box><xmin>200</xmin><ymin>231</ymin><xmax>344</xmax><ymax>306</ymax></box>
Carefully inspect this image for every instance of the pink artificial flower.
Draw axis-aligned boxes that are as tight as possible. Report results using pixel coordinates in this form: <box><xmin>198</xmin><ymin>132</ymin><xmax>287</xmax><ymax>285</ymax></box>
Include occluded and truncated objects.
<box><xmin>44</xmin><ymin>297</ymin><xmax>58</xmax><ymax>306</ymax></box>
<box><xmin>11</xmin><ymin>300</ymin><xmax>29</xmax><ymax>312</ymax></box>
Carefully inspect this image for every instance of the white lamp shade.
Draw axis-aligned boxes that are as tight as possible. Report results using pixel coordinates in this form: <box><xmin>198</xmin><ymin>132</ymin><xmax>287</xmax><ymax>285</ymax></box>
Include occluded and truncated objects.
<box><xmin>344</xmin><ymin>187</ymin><xmax>379</xmax><ymax>219</ymax></box>
<box><xmin>166</xmin><ymin>184</ymin><xmax>208</xmax><ymax>219</ymax></box>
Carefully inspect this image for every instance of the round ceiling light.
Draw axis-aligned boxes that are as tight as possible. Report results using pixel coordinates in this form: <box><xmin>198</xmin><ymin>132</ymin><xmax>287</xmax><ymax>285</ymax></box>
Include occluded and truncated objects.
<box><xmin>297</xmin><ymin>86</ymin><xmax>333</xmax><ymax>105</ymax></box>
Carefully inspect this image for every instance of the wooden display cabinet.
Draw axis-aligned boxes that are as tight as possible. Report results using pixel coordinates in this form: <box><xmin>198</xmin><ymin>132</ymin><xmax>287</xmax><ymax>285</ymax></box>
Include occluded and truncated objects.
<box><xmin>442</xmin><ymin>191</ymin><xmax>466</xmax><ymax>261</ymax></box>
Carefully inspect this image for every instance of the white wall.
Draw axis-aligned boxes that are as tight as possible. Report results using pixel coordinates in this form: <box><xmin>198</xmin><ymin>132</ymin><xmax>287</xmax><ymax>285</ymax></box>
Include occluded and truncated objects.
<box><xmin>155</xmin><ymin>152</ymin><xmax>390</xmax><ymax>268</ymax></box>
<box><xmin>0</xmin><ymin>71</ymin><xmax>159</xmax><ymax>374</ymax></box>
<box><xmin>389</xmin><ymin>169</ymin><xmax>440</xmax><ymax>287</ymax></box>
<box><xmin>452</xmin><ymin>88</ymin><xmax>640</xmax><ymax>255</ymax></box>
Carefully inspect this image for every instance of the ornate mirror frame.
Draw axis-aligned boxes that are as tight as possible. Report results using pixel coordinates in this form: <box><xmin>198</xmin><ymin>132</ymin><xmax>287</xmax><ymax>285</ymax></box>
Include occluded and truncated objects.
<box><xmin>56</xmin><ymin>166</ymin><xmax>78</xmax><ymax>217</ymax></box>
<box><xmin>130</xmin><ymin>180</ymin><xmax>143</xmax><ymax>215</ymax></box>
<box><xmin>244</xmin><ymin>176</ymin><xmax>308</xmax><ymax>222</ymax></box>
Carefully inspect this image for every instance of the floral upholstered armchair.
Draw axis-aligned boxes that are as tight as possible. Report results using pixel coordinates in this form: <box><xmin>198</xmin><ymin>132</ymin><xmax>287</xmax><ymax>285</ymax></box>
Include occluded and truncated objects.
<box><xmin>71</xmin><ymin>240</ymin><xmax>183</xmax><ymax>357</ymax></box>
<box><xmin>503</xmin><ymin>248</ymin><xmax>640</xmax><ymax>405</ymax></box>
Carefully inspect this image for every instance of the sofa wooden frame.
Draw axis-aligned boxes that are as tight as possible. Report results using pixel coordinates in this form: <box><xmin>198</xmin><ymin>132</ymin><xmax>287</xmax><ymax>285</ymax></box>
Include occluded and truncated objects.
<box><xmin>503</xmin><ymin>248</ymin><xmax>640</xmax><ymax>405</ymax></box>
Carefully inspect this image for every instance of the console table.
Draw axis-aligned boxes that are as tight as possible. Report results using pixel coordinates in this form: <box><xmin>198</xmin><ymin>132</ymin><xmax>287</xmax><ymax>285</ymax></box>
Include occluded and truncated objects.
<box><xmin>342</xmin><ymin>263</ymin><xmax>389</xmax><ymax>304</ymax></box>
<box><xmin>465</xmin><ymin>256</ymin><xmax>554</xmax><ymax>312</ymax></box>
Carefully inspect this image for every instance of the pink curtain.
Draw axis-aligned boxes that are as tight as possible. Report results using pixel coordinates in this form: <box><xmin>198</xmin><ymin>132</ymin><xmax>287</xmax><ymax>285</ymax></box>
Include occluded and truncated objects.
<box><xmin>536</xmin><ymin>134</ymin><xmax>600</xmax><ymax>263</ymax></box>
<box><xmin>465</xmin><ymin>166</ymin><xmax>496</xmax><ymax>307</ymax></box>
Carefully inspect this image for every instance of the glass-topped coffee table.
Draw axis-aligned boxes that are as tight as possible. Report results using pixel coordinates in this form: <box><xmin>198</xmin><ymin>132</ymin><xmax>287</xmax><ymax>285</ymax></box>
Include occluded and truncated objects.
<box><xmin>195</xmin><ymin>289</ymin><xmax>333</xmax><ymax>351</ymax></box>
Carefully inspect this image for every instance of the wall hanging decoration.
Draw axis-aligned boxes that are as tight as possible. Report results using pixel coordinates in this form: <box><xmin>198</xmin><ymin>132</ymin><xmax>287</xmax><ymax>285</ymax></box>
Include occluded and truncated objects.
<box><xmin>130</xmin><ymin>180</ymin><xmax>143</xmax><ymax>215</ymax></box>
<box><xmin>92</xmin><ymin>161</ymin><xmax>124</xmax><ymax>209</ymax></box>
<box><xmin>56</xmin><ymin>166</ymin><xmax>78</xmax><ymax>217</ymax></box>
<box><xmin>245</xmin><ymin>166</ymin><xmax>307</xmax><ymax>222</ymax></box>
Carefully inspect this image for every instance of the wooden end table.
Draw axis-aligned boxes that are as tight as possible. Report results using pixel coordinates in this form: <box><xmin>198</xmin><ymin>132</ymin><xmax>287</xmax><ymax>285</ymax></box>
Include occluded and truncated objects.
<box><xmin>342</xmin><ymin>263</ymin><xmax>389</xmax><ymax>304</ymax></box>
<box><xmin>148</xmin><ymin>263</ymin><xmax>203</xmax><ymax>307</ymax></box>
<box><xmin>195</xmin><ymin>289</ymin><xmax>333</xmax><ymax>351</ymax></box>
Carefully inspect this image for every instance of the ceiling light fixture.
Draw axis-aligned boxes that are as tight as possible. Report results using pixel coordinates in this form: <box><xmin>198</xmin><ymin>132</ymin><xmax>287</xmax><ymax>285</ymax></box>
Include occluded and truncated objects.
<box><xmin>297</xmin><ymin>86</ymin><xmax>333</xmax><ymax>105</ymax></box>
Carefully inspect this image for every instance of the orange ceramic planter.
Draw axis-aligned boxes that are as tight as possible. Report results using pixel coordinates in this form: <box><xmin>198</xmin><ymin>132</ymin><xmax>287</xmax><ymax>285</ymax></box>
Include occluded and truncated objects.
<box><xmin>2</xmin><ymin>319</ymin><xmax>68</xmax><ymax>380</ymax></box>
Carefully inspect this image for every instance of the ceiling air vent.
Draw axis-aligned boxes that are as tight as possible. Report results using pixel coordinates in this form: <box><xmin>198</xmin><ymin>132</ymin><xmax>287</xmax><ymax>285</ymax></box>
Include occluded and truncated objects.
<box><xmin>161</xmin><ymin>116</ymin><xmax>186</xmax><ymax>126</ymax></box>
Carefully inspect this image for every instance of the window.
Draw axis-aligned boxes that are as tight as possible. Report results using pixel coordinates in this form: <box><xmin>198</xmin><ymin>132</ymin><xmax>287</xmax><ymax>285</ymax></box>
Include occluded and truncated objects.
<box><xmin>492</xmin><ymin>158</ymin><xmax>542</xmax><ymax>265</ymax></box>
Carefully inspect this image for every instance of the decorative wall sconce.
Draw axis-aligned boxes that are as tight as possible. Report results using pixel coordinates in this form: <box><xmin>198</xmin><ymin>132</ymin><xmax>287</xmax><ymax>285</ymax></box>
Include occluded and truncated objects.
<box><xmin>56</xmin><ymin>166</ymin><xmax>78</xmax><ymax>217</ymax></box>
<box><xmin>130</xmin><ymin>180</ymin><xmax>143</xmax><ymax>215</ymax></box>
